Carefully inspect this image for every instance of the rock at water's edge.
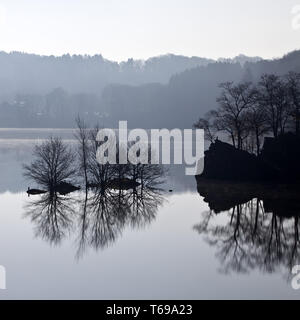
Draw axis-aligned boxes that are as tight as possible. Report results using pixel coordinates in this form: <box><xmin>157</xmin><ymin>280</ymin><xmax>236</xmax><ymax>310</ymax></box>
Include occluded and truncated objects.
<box><xmin>199</xmin><ymin>140</ymin><xmax>278</xmax><ymax>181</ymax></box>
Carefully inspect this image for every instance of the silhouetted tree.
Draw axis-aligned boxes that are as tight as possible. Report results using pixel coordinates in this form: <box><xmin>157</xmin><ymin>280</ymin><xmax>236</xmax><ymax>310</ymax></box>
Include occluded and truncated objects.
<box><xmin>86</xmin><ymin>124</ymin><xmax>116</xmax><ymax>189</ymax></box>
<box><xmin>286</xmin><ymin>72</ymin><xmax>300</xmax><ymax>136</ymax></box>
<box><xmin>196</xmin><ymin>71</ymin><xmax>300</xmax><ymax>153</ymax></box>
<box><xmin>245</xmin><ymin>103</ymin><xmax>269</xmax><ymax>154</ymax></box>
<box><xmin>195</xmin><ymin>82</ymin><xmax>257</xmax><ymax>149</ymax></box>
<box><xmin>216</xmin><ymin>82</ymin><xmax>257</xmax><ymax>149</ymax></box>
<box><xmin>193</xmin><ymin>111</ymin><xmax>217</xmax><ymax>143</ymax></box>
<box><xmin>75</xmin><ymin>116</ymin><xmax>90</xmax><ymax>189</ymax></box>
<box><xmin>257</xmin><ymin>74</ymin><xmax>290</xmax><ymax>137</ymax></box>
<box><xmin>23</xmin><ymin>137</ymin><xmax>76</xmax><ymax>190</ymax></box>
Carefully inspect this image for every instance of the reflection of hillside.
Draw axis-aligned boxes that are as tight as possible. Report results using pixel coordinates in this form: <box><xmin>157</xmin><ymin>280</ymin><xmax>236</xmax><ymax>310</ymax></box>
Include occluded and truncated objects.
<box><xmin>195</xmin><ymin>178</ymin><xmax>300</xmax><ymax>276</ymax></box>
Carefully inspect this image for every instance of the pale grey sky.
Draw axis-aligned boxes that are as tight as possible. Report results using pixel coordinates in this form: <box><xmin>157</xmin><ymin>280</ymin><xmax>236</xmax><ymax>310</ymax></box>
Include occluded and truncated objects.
<box><xmin>0</xmin><ymin>0</ymin><xmax>299</xmax><ymax>61</ymax></box>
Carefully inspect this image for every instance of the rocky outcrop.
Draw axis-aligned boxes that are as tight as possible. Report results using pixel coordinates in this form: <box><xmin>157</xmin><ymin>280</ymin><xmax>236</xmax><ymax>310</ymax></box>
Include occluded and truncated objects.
<box><xmin>196</xmin><ymin>133</ymin><xmax>300</xmax><ymax>215</ymax></box>
<box><xmin>198</xmin><ymin>134</ymin><xmax>300</xmax><ymax>182</ymax></box>
<box><xmin>260</xmin><ymin>133</ymin><xmax>300</xmax><ymax>181</ymax></box>
<box><xmin>199</xmin><ymin>140</ymin><xmax>278</xmax><ymax>181</ymax></box>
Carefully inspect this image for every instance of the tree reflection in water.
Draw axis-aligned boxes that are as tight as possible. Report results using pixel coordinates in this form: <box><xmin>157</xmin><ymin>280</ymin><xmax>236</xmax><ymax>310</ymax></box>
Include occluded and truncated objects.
<box><xmin>76</xmin><ymin>184</ymin><xmax>164</xmax><ymax>258</ymax></box>
<box><xmin>24</xmin><ymin>192</ymin><xmax>77</xmax><ymax>245</ymax></box>
<box><xmin>195</xmin><ymin>181</ymin><xmax>300</xmax><ymax>278</ymax></box>
<box><xmin>24</xmin><ymin>164</ymin><xmax>166</xmax><ymax>258</ymax></box>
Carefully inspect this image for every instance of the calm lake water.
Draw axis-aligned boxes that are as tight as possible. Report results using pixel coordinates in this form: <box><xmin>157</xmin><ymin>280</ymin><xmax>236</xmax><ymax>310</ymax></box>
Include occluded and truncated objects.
<box><xmin>0</xmin><ymin>129</ymin><xmax>299</xmax><ymax>300</ymax></box>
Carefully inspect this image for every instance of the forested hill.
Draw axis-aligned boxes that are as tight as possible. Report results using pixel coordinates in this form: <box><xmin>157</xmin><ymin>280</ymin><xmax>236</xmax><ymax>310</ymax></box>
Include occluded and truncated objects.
<box><xmin>0</xmin><ymin>52</ymin><xmax>215</xmax><ymax>98</ymax></box>
<box><xmin>102</xmin><ymin>50</ymin><xmax>300</xmax><ymax>129</ymax></box>
<box><xmin>0</xmin><ymin>50</ymin><xmax>299</xmax><ymax>128</ymax></box>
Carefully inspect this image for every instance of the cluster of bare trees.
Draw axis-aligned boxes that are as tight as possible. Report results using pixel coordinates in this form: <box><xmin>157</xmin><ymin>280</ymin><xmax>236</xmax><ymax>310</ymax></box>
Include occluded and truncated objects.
<box><xmin>23</xmin><ymin>117</ymin><xmax>167</xmax><ymax>256</ymax></box>
<box><xmin>24</xmin><ymin>116</ymin><xmax>165</xmax><ymax>194</ymax></box>
<box><xmin>75</xmin><ymin>116</ymin><xmax>165</xmax><ymax>192</ymax></box>
<box><xmin>194</xmin><ymin>72</ymin><xmax>300</xmax><ymax>154</ymax></box>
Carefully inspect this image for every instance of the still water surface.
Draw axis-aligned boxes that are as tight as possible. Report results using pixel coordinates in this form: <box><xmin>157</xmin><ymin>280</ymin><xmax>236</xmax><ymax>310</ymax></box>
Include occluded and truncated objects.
<box><xmin>0</xmin><ymin>129</ymin><xmax>299</xmax><ymax>299</ymax></box>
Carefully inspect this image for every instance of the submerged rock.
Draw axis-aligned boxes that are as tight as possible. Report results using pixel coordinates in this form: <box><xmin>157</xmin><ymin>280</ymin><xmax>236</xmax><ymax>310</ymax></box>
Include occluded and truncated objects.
<box><xmin>54</xmin><ymin>181</ymin><xmax>81</xmax><ymax>195</ymax></box>
<box><xmin>107</xmin><ymin>178</ymin><xmax>140</xmax><ymax>190</ymax></box>
<box><xmin>88</xmin><ymin>178</ymin><xmax>140</xmax><ymax>191</ymax></box>
<box><xmin>27</xmin><ymin>188</ymin><xmax>47</xmax><ymax>196</ymax></box>
<box><xmin>26</xmin><ymin>182</ymin><xmax>81</xmax><ymax>196</ymax></box>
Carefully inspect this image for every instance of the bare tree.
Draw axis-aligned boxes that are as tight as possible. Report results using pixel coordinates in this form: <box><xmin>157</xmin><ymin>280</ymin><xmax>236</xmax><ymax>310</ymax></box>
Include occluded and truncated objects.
<box><xmin>217</xmin><ymin>82</ymin><xmax>257</xmax><ymax>149</ymax></box>
<box><xmin>194</xmin><ymin>71</ymin><xmax>300</xmax><ymax>155</ymax></box>
<box><xmin>23</xmin><ymin>137</ymin><xmax>76</xmax><ymax>190</ymax></box>
<box><xmin>258</xmin><ymin>74</ymin><xmax>290</xmax><ymax>137</ymax></box>
<box><xmin>87</xmin><ymin>124</ymin><xmax>116</xmax><ymax>189</ymax></box>
<box><xmin>193</xmin><ymin>111</ymin><xmax>217</xmax><ymax>143</ymax></box>
<box><xmin>201</xmin><ymin>82</ymin><xmax>257</xmax><ymax>149</ymax></box>
<box><xmin>75</xmin><ymin>116</ymin><xmax>90</xmax><ymax>189</ymax></box>
<box><xmin>286</xmin><ymin>72</ymin><xmax>300</xmax><ymax>136</ymax></box>
<box><xmin>245</xmin><ymin>103</ymin><xmax>269</xmax><ymax>155</ymax></box>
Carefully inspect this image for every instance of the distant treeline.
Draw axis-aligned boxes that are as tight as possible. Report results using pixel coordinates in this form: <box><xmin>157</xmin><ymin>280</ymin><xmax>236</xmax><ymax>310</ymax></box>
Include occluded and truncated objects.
<box><xmin>0</xmin><ymin>50</ymin><xmax>300</xmax><ymax>129</ymax></box>
<box><xmin>0</xmin><ymin>88</ymin><xmax>104</xmax><ymax>128</ymax></box>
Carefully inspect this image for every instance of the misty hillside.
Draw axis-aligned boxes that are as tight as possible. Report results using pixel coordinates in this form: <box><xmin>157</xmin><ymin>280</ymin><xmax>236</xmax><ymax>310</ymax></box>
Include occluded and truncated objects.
<box><xmin>217</xmin><ymin>54</ymin><xmax>262</xmax><ymax>66</ymax></box>
<box><xmin>0</xmin><ymin>50</ymin><xmax>300</xmax><ymax>129</ymax></box>
<box><xmin>0</xmin><ymin>52</ymin><xmax>215</xmax><ymax>99</ymax></box>
<box><xmin>102</xmin><ymin>50</ymin><xmax>300</xmax><ymax>129</ymax></box>
<box><xmin>0</xmin><ymin>51</ymin><xmax>262</xmax><ymax>99</ymax></box>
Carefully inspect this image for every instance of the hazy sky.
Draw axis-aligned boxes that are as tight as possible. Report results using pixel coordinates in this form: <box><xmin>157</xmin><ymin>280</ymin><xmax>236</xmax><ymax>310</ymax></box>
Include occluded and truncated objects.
<box><xmin>0</xmin><ymin>0</ymin><xmax>299</xmax><ymax>61</ymax></box>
